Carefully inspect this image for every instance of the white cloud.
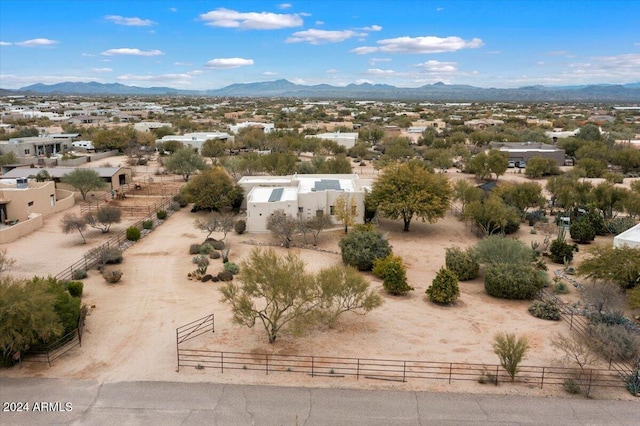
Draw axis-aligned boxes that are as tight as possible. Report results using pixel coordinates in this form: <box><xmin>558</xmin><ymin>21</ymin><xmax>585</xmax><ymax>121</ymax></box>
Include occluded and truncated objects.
<box><xmin>92</xmin><ymin>67</ymin><xmax>113</xmax><ymax>73</ymax></box>
<box><xmin>188</xmin><ymin>70</ymin><xmax>205</xmax><ymax>76</ymax></box>
<box><xmin>350</xmin><ymin>46</ymin><xmax>379</xmax><ymax>55</ymax></box>
<box><xmin>173</xmin><ymin>61</ymin><xmax>193</xmax><ymax>66</ymax></box>
<box><xmin>15</xmin><ymin>38</ymin><xmax>58</xmax><ymax>47</ymax></box>
<box><xmin>105</xmin><ymin>15</ymin><xmax>155</xmax><ymax>26</ymax></box>
<box><xmin>352</xmin><ymin>35</ymin><xmax>483</xmax><ymax>54</ymax></box>
<box><xmin>415</xmin><ymin>60</ymin><xmax>457</xmax><ymax>73</ymax></box>
<box><xmin>325</xmin><ymin>69</ymin><xmax>339</xmax><ymax>74</ymax></box>
<box><xmin>369</xmin><ymin>57</ymin><xmax>391</xmax><ymax>65</ymax></box>
<box><xmin>360</xmin><ymin>25</ymin><xmax>382</xmax><ymax>32</ymax></box>
<box><xmin>287</xmin><ymin>29</ymin><xmax>366</xmax><ymax>44</ymax></box>
<box><xmin>82</xmin><ymin>53</ymin><xmax>96</xmax><ymax>57</ymax></box>
<box><xmin>366</xmin><ymin>68</ymin><xmax>395</xmax><ymax>76</ymax></box>
<box><xmin>205</xmin><ymin>57</ymin><xmax>254</xmax><ymax>69</ymax></box>
<box><xmin>169</xmin><ymin>7</ymin><xmax>177</xmax><ymax>12</ymax></box>
<box><xmin>262</xmin><ymin>71</ymin><xmax>279</xmax><ymax>76</ymax></box>
<box><xmin>315</xmin><ymin>20</ymin><xmax>324</xmax><ymax>26</ymax></box>
<box><xmin>0</xmin><ymin>41</ymin><xmax>12</xmax><ymax>46</ymax></box>
<box><xmin>278</xmin><ymin>3</ymin><xmax>292</xmax><ymax>9</ymax></box>
<box><xmin>101</xmin><ymin>48</ymin><xmax>164</xmax><ymax>56</ymax></box>
<box><xmin>199</xmin><ymin>8</ymin><xmax>303</xmax><ymax>29</ymax></box>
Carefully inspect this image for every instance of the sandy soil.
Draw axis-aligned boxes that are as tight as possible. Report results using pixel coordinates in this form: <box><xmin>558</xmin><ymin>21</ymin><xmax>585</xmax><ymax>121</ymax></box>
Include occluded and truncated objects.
<box><xmin>1</xmin><ymin>160</ymin><xmax>637</xmax><ymax>400</ymax></box>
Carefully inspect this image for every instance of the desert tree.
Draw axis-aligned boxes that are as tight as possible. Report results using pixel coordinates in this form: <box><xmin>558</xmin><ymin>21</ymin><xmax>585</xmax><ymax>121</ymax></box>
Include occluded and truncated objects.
<box><xmin>201</xmin><ymin>138</ymin><xmax>227</xmax><ymax>164</ymax></box>
<box><xmin>315</xmin><ymin>265</ymin><xmax>382</xmax><ymax>328</ymax></box>
<box><xmin>582</xmin><ymin>281</ymin><xmax>626</xmax><ymax>314</ymax></box>
<box><xmin>165</xmin><ymin>147</ymin><xmax>208</xmax><ymax>181</ymax></box>
<box><xmin>0</xmin><ymin>249</ymin><xmax>16</xmax><ymax>276</ymax></box>
<box><xmin>266</xmin><ymin>209</ymin><xmax>299</xmax><ymax>248</ymax></box>
<box><xmin>219</xmin><ymin>248</ymin><xmax>319</xmax><ymax>343</ymax></box>
<box><xmin>577</xmin><ymin>246</ymin><xmax>640</xmax><ymax>289</ymax></box>
<box><xmin>492</xmin><ymin>332</ymin><xmax>529</xmax><ymax>382</ymax></box>
<box><xmin>303</xmin><ymin>214</ymin><xmax>333</xmax><ymax>246</ymax></box>
<box><xmin>452</xmin><ymin>179</ymin><xmax>483</xmax><ymax>211</ymax></box>
<box><xmin>60</xmin><ymin>213</ymin><xmax>88</xmax><ymax>244</ymax></box>
<box><xmin>369</xmin><ymin>160</ymin><xmax>451</xmax><ymax>232</ymax></box>
<box><xmin>0</xmin><ymin>276</ymin><xmax>63</xmax><ymax>361</ymax></box>
<box><xmin>194</xmin><ymin>212</ymin><xmax>235</xmax><ymax>242</ymax></box>
<box><xmin>551</xmin><ymin>333</ymin><xmax>600</xmax><ymax>397</ymax></box>
<box><xmin>463</xmin><ymin>194</ymin><xmax>521</xmax><ymax>236</ymax></box>
<box><xmin>182</xmin><ymin>167</ymin><xmax>244</xmax><ymax>211</ymax></box>
<box><xmin>333</xmin><ymin>193</ymin><xmax>358</xmax><ymax>233</ymax></box>
<box><xmin>61</xmin><ymin>169</ymin><xmax>106</xmax><ymax>201</ymax></box>
<box><xmin>83</xmin><ymin>205</ymin><xmax>122</xmax><ymax>233</ymax></box>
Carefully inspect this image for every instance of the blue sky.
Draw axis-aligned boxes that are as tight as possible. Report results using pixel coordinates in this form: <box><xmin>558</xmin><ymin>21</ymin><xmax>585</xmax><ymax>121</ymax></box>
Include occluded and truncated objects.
<box><xmin>1</xmin><ymin>0</ymin><xmax>639</xmax><ymax>90</ymax></box>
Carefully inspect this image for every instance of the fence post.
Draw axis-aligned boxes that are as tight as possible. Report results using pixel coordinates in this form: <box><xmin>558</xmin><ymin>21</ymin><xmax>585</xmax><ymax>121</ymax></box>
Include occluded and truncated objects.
<box><xmin>495</xmin><ymin>365</ymin><xmax>499</xmax><ymax>386</ymax></box>
<box><xmin>570</xmin><ymin>312</ymin><xmax>574</xmax><ymax>330</ymax></box>
<box><xmin>587</xmin><ymin>369</ymin><xmax>593</xmax><ymax>396</ymax></box>
<box><xmin>403</xmin><ymin>361</ymin><xmax>406</xmax><ymax>382</ymax></box>
<box><xmin>449</xmin><ymin>363</ymin><xmax>452</xmax><ymax>384</ymax></box>
<box><xmin>266</xmin><ymin>354</ymin><xmax>269</xmax><ymax>375</ymax></box>
<box><xmin>311</xmin><ymin>357</ymin><xmax>314</xmax><ymax>377</ymax></box>
<box><xmin>176</xmin><ymin>329</ymin><xmax>180</xmax><ymax>372</ymax></box>
<box><xmin>221</xmin><ymin>352</ymin><xmax>224</xmax><ymax>374</ymax></box>
<box><xmin>357</xmin><ymin>359</ymin><xmax>360</xmax><ymax>380</ymax></box>
<box><xmin>540</xmin><ymin>367</ymin><xmax>545</xmax><ymax>389</ymax></box>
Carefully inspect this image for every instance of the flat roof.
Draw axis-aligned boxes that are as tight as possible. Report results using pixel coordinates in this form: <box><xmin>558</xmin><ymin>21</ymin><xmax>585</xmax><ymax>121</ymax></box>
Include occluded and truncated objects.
<box><xmin>297</xmin><ymin>176</ymin><xmax>355</xmax><ymax>193</ymax></box>
<box><xmin>248</xmin><ymin>186</ymin><xmax>298</xmax><ymax>203</ymax></box>
<box><xmin>1</xmin><ymin>166</ymin><xmax>125</xmax><ymax>179</ymax></box>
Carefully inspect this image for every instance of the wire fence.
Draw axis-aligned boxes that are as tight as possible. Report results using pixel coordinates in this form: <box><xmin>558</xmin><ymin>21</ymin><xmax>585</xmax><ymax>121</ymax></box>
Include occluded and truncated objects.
<box><xmin>22</xmin><ymin>317</ymin><xmax>84</xmax><ymax>367</ymax></box>
<box><xmin>175</xmin><ymin>314</ymin><xmax>624</xmax><ymax>392</ymax></box>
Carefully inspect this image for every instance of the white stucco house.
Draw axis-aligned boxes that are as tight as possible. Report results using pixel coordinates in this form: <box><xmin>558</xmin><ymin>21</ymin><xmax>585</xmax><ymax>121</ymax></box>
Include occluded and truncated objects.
<box><xmin>613</xmin><ymin>222</ymin><xmax>640</xmax><ymax>249</ymax></box>
<box><xmin>156</xmin><ymin>132</ymin><xmax>231</xmax><ymax>153</ymax></box>
<box><xmin>308</xmin><ymin>132</ymin><xmax>359</xmax><ymax>149</ymax></box>
<box><xmin>238</xmin><ymin>174</ymin><xmax>370</xmax><ymax>233</ymax></box>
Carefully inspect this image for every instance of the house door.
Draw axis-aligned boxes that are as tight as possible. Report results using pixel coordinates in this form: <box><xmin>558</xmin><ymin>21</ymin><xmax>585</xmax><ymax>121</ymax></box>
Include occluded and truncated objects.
<box><xmin>119</xmin><ymin>174</ymin><xmax>126</xmax><ymax>185</ymax></box>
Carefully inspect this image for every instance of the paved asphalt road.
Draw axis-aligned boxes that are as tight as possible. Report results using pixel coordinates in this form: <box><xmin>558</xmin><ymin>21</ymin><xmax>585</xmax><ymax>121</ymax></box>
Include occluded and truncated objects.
<box><xmin>0</xmin><ymin>378</ymin><xmax>638</xmax><ymax>425</ymax></box>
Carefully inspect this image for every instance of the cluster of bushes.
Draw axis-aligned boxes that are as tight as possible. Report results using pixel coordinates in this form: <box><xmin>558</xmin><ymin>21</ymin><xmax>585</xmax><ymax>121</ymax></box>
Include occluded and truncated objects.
<box><xmin>528</xmin><ymin>300</ymin><xmax>561</xmax><ymax>321</ymax></box>
<box><xmin>372</xmin><ymin>254</ymin><xmax>413</xmax><ymax>295</ymax></box>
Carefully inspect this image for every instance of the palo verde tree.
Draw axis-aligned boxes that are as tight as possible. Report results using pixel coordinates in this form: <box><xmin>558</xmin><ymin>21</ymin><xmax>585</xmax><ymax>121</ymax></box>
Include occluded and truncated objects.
<box><xmin>200</xmin><ymin>138</ymin><xmax>227</xmax><ymax>164</ymax></box>
<box><xmin>164</xmin><ymin>147</ymin><xmax>208</xmax><ymax>181</ymax></box>
<box><xmin>219</xmin><ymin>248</ymin><xmax>381</xmax><ymax>343</ymax></box>
<box><xmin>492</xmin><ymin>332</ymin><xmax>529</xmax><ymax>382</ymax></box>
<box><xmin>370</xmin><ymin>160</ymin><xmax>451</xmax><ymax>231</ymax></box>
<box><xmin>61</xmin><ymin>169</ymin><xmax>106</xmax><ymax>201</ymax></box>
<box><xmin>577</xmin><ymin>246</ymin><xmax>640</xmax><ymax>289</ymax></box>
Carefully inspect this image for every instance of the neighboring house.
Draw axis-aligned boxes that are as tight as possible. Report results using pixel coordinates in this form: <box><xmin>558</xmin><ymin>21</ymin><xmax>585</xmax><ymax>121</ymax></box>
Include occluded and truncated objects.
<box><xmin>238</xmin><ymin>174</ymin><xmax>370</xmax><ymax>233</ymax></box>
<box><xmin>133</xmin><ymin>121</ymin><xmax>172</xmax><ymax>133</ymax></box>
<box><xmin>489</xmin><ymin>142</ymin><xmax>566</xmax><ymax>166</ymax></box>
<box><xmin>307</xmin><ymin>132</ymin><xmax>359</xmax><ymax>149</ymax></box>
<box><xmin>229</xmin><ymin>121</ymin><xmax>275</xmax><ymax>134</ymax></box>
<box><xmin>1</xmin><ymin>166</ymin><xmax>133</xmax><ymax>193</ymax></box>
<box><xmin>613</xmin><ymin>223</ymin><xmax>640</xmax><ymax>249</ymax></box>
<box><xmin>464</xmin><ymin>118</ymin><xmax>505</xmax><ymax>129</ymax></box>
<box><xmin>156</xmin><ymin>132</ymin><xmax>231</xmax><ymax>153</ymax></box>
<box><xmin>0</xmin><ymin>179</ymin><xmax>75</xmax><ymax>243</ymax></box>
<box><xmin>0</xmin><ymin>135</ymin><xmax>76</xmax><ymax>158</ymax></box>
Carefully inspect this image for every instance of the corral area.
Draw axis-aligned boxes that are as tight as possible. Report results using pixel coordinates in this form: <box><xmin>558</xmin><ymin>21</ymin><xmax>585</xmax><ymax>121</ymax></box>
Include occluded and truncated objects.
<box><xmin>1</xmin><ymin>161</ymin><xmax>634</xmax><ymax>400</ymax></box>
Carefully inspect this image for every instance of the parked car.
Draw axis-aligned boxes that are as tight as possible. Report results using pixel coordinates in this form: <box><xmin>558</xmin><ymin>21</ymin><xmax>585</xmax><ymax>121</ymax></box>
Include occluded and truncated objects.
<box><xmin>517</xmin><ymin>161</ymin><xmax>527</xmax><ymax>168</ymax></box>
<box><xmin>508</xmin><ymin>160</ymin><xmax>516</xmax><ymax>168</ymax></box>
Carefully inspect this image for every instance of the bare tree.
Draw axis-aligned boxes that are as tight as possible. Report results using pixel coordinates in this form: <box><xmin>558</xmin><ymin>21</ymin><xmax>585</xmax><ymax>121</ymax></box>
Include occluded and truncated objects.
<box><xmin>60</xmin><ymin>213</ymin><xmax>88</xmax><ymax>244</ymax></box>
<box><xmin>302</xmin><ymin>215</ymin><xmax>333</xmax><ymax>246</ymax></box>
<box><xmin>83</xmin><ymin>205</ymin><xmax>122</xmax><ymax>233</ymax></box>
<box><xmin>194</xmin><ymin>212</ymin><xmax>234</xmax><ymax>242</ymax></box>
<box><xmin>551</xmin><ymin>333</ymin><xmax>600</xmax><ymax>397</ymax></box>
<box><xmin>582</xmin><ymin>281</ymin><xmax>626</xmax><ymax>314</ymax></box>
<box><xmin>0</xmin><ymin>249</ymin><xmax>16</xmax><ymax>275</ymax></box>
<box><xmin>266</xmin><ymin>209</ymin><xmax>298</xmax><ymax>248</ymax></box>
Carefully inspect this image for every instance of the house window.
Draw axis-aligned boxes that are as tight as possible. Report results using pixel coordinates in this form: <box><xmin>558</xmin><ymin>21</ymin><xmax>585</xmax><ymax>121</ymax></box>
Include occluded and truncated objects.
<box><xmin>329</xmin><ymin>205</ymin><xmax>335</xmax><ymax>215</ymax></box>
<box><xmin>316</xmin><ymin>209</ymin><xmax>324</xmax><ymax>217</ymax></box>
<box><xmin>24</xmin><ymin>149</ymin><xmax>30</xmax><ymax>155</ymax></box>
<box><xmin>298</xmin><ymin>207</ymin><xmax>304</xmax><ymax>214</ymax></box>
<box><xmin>50</xmin><ymin>194</ymin><xmax>55</xmax><ymax>206</ymax></box>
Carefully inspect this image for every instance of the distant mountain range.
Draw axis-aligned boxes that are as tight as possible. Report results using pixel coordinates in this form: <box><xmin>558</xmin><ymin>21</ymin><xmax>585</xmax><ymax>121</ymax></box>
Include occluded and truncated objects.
<box><xmin>4</xmin><ymin>79</ymin><xmax>640</xmax><ymax>102</ymax></box>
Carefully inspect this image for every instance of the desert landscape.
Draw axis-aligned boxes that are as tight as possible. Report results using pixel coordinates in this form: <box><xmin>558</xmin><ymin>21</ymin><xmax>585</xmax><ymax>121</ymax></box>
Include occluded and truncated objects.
<box><xmin>2</xmin><ymin>155</ymin><xmax>634</xmax><ymax>400</ymax></box>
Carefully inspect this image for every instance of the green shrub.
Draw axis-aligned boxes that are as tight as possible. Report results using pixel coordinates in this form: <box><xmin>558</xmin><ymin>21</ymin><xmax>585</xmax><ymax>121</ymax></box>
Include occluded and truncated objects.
<box><xmin>156</xmin><ymin>210</ymin><xmax>168</xmax><ymax>220</ymax></box>
<box><xmin>528</xmin><ymin>300</ymin><xmax>561</xmax><ymax>320</ymax></box>
<box><xmin>605</xmin><ymin>217</ymin><xmax>637</xmax><ymax>235</ymax></box>
<box><xmin>142</xmin><ymin>220</ymin><xmax>154</xmax><ymax>230</ymax></box>
<box><xmin>474</xmin><ymin>235</ymin><xmax>536</xmax><ymax>265</ymax></box>
<box><xmin>189</xmin><ymin>244</ymin><xmax>201</xmax><ymax>255</ymax></box>
<box><xmin>89</xmin><ymin>246</ymin><xmax>123</xmax><ymax>266</ymax></box>
<box><xmin>626</xmin><ymin>371</ymin><xmax>640</xmax><ymax>396</ymax></box>
<box><xmin>445</xmin><ymin>246</ymin><xmax>479</xmax><ymax>281</ymax></box>
<box><xmin>126</xmin><ymin>226</ymin><xmax>141</xmax><ymax>241</ymax></box>
<box><xmin>234</xmin><ymin>219</ymin><xmax>246</xmax><ymax>234</ymax></box>
<box><xmin>168</xmin><ymin>201</ymin><xmax>181</xmax><ymax>211</ymax></box>
<box><xmin>492</xmin><ymin>332</ymin><xmax>529</xmax><ymax>382</ymax></box>
<box><xmin>373</xmin><ymin>255</ymin><xmax>413</xmax><ymax>295</ymax></box>
<box><xmin>209</xmin><ymin>250</ymin><xmax>221</xmax><ymax>260</ymax></box>
<box><xmin>103</xmin><ymin>270</ymin><xmax>123</xmax><ymax>284</ymax></box>
<box><xmin>549</xmin><ymin>239</ymin><xmax>575</xmax><ymax>263</ymax></box>
<box><xmin>484</xmin><ymin>263</ymin><xmax>548</xmax><ymax>299</ymax></box>
<box><xmin>173</xmin><ymin>193</ymin><xmax>188</xmax><ymax>207</ymax></box>
<box><xmin>223</xmin><ymin>261</ymin><xmax>240</xmax><ymax>275</ymax></box>
<box><xmin>563</xmin><ymin>379</ymin><xmax>581</xmax><ymax>394</ymax></box>
<box><xmin>339</xmin><ymin>225</ymin><xmax>392</xmax><ymax>271</ymax></box>
<box><xmin>66</xmin><ymin>281</ymin><xmax>84</xmax><ymax>298</ymax></box>
<box><xmin>72</xmin><ymin>269</ymin><xmax>88</xmax><ymax>280</ymax></box>
<box><xmin>604</xmin><ymin>172</ymin><xmax>624</xmax><ymax>184</ymax></box>
<box><xmin>570</xmin><ymin>218</ymin><xmax>595</xmax><ymax>244</ymax></box>
<box><xmin>199</xmin><ymin>243</ymin><xmax>214</xmax><ymax>255</ymax></box>
<box><xmin>427</xmin><ymin>267</ymin><xmax>460</xmax><ymax>304</ymax></box>
<box><xmin>553</xmin><ymin>281</ymin><xmax>570</xmax><ymax>294</ymax></box>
